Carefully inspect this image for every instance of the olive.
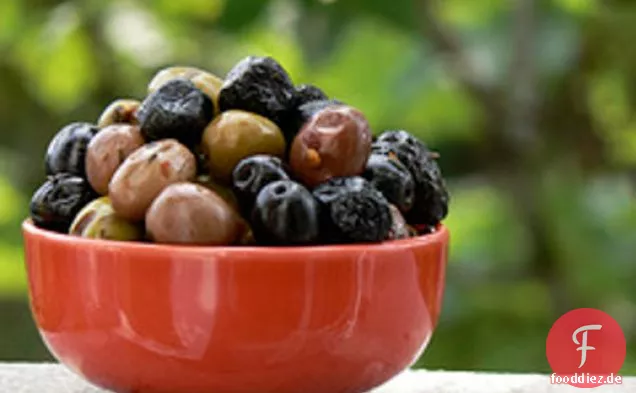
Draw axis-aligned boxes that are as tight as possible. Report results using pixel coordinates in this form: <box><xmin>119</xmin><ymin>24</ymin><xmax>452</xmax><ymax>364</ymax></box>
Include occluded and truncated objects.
<box><xmin>193</xmin><ymin>144</ymin><xmax>211</xmax><ymax>176</ymax></box>
<box><xmin>387</xmin><ymin>204</ymin><xmax>411</xmax><ymax>240</ymax></box>
<box><xmin>97</xmin><ymin>99</ymin><xmax>141</xmax><ymax>128</ymax></box>
<box><xmin>196</xmin><ymin>175</ymin><xmax>240</xmax><ymax>211</ymax></box>
<box><xmin>69</xmin><ymin>197</ymin><xmax>144</xmax><ymax>241</ymax></box>
<box><xmin>236</xmin><ymin>221</ymin><xmax>256</xmax><ymax>245</ymax></box>
<box><xmin>201</xmin><ymin>110</ymin><xmax>286</xmax><ymax>183</ymax></box>
<box><xmin>231</xmin><ymin>155</ymin><xmax>290</xmax><ymax>217</ymax></box>
<box><xmin>85</xmin><ymin>124</ymin><xmax>145</xmax><ymax>195</ymax></box>
<box><xmin>137</xmin><ymin>78</ymin><xmax>214</xmax><ymax>148</ymax></box>
<box><xmin>148</xmin><ymin>66</ymin><xmax>224</xmax><ymax>115</ymax></box>
<box><xmin>219</xmin><ymin>56</ymin><xmax>295</xmax><ymax>130</ymax></box>
<box><xmin>30</xmin><ymin>173</ymin><xmax>97</xmax><ymax>233</ymax></box>
<box><xmin>251</xmin><ymin>180</ymin><xmax>321</xmax><ymax>245</ymax></box>
<box><xmin>284</xmin><ymin>99</ymin><xmax>344</xmax><ymax>147</ymax></box>
<box><xmin>45</xmin><ymin>123</ymin><xmax>99</xmax><ymax>178</ymax></box>
<box><xmin>109</xmin><ymin>139</ymin><xmax>197</xmax><ymax>221</ymax></box>
<box><xmin>145</xmin><ymin>182</ymin><xmax>241</xmax><ymax>245</ymax></box>
<box><xmin>374</xmin><ymin>130</ymin><xmax>450</xmax><ymax>226</ymax></box>
<box><xmin>294</xmin><ymin>84</ymin><xmax>328</xmax><ymax>106</ymax></box>
<box><xmin>362</xmin><ymin>152</ymin><xmax>415</xmax><ymax>213</ymax></box>
<box><xmin>313</xmin><ymin>176</ymin><xmax>391</xmax><ymax>244</ymax></box>
<box><xmin>290</xmin><ymin>105</ymin><xmax>372</xmax><ymax>188</ymax></box>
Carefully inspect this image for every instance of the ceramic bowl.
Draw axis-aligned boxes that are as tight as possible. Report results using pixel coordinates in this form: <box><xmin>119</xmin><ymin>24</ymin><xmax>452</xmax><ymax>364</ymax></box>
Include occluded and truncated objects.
<box><xmin>22</xmin><ymin>219</ymin><xmax>448</xmax><ymax>393</ymax></box>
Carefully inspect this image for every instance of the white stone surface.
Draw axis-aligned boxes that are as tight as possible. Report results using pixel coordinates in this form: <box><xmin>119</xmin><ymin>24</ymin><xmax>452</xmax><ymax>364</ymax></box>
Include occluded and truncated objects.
<box><xmin>0</xmin><ymin>364</ymin><xmax>633</xmax><ymax>392</ymax></box>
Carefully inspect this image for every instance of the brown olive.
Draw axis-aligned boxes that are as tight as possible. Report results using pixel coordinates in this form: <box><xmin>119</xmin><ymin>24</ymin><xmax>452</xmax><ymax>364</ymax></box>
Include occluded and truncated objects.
<box><xmin>85</xmin><ymin>125</ymin><xmax>145</xmax><ymax>195</ymax></box>
<box><xmin>148</xmin><ymin>66</ymin><xmax>224</xmax><ymax>115</ymax></box>
<box><xmin>290</xmin><ymin>105</ymin><xmax>372</xmax><ymax>188</ymax></box>
<box><xmin>97</xmin><ymin>99</ymin><xmax>141</xmax><ymax>128</ymax></box>
<box><xmin>145</xmin><ymin>182</ymin><xmax>241</xmax><ymax>245</ymax></box>
<box><xmin>201</xmin><ymin>110</ymin><xmax>286</xmax><ymax>184</ymax></box>
<box><xmin>109</xmin><ymin>139</ymin><xmax>197</xmax><ymax>221</ymax></box>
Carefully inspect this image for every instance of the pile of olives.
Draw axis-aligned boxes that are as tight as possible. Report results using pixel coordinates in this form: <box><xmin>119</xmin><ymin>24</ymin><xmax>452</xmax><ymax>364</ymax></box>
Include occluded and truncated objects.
<box><xmin>29</xmin><ymin>56</ymin><xmax>450</xmax><ymax>246</ymax></box>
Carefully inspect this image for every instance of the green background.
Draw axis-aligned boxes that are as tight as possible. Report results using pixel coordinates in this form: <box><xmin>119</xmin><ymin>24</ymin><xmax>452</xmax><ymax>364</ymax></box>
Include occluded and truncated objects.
<box><xmin>0</xmin><ymin>0</ymin><xmax>635</xmax><ymax>374</ymax></box>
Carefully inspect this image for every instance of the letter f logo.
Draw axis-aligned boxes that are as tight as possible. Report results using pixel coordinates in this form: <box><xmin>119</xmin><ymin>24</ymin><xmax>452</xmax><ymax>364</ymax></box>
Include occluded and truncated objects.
<box><xmin>572</xmin><ymin>324</ymin><xmax>602</xmax><ymax>368</ymax></box>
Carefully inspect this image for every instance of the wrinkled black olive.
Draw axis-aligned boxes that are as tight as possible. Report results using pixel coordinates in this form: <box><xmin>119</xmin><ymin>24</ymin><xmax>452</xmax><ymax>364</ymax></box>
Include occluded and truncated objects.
<box><xmin>219</xmin><ymin>56</ymin><xmax>295</xmax><ymax>130</ymax></box>
<box><xmin>374</xmin><ymin>130</ymin><xmax>449</xmax><ymax>226</ymax></box>
<box><xmin>137</xmin><ymin>78</ymin><xmax>214</xmax><ymax>148</ymax></box>
<box><xmin>30</xmin><ymin>173</ymin><xmax>98</xmax><ymax>233</ymax></box>
<box><xmin>404</xmin><ymin>157</ymin><xmax>449</xmax><ymax>226</ymax></box>
<box><xmin>294</xmin><ymin>84</ymin><xmax>328</xmax><ymax>107</ymax></box>
<box><xmin>313</xmin><ymin>176</ymin><xmax>392</xmax><ymax>244</ymax></box>
<box><xmin>363</xmin><ymin>153</ymin><xmax>415</xmax><ymax>213</ymax></box>
<box><xmin>45</xmin><ymin>123</ymin><xmax>98</xmax><ymax>178</ymax></box>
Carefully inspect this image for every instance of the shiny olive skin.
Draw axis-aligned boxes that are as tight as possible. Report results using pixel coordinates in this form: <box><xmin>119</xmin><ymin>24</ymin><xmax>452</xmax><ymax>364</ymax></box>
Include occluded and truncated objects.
<box><xmin>231</xmin><ymin>155</ymin><xmax>290</xmax><ymax>217</ymax></box>
<box><xmin>284</xmin><ymin>99</ymin><xmax>344</xmax><ymax>145</ymax></box>
<box><xmin>148</xmin><ymin>66</ymin><xmax>224</xmax><ymax>115</ymax></box>
<box><xmin>145</xmin><ymin>182</ymin><xmax>242</xmax><ymax>245</ymax></box>
<box><xmin>85</xmin><ymin>124</ymin><xmax>145</xmax><ymax>195</ymax></box>
<box><xmin>108</xmin><ymin>139</ymin><xmax>197</xmax><ymax>221</ymax></box>
<box><xmin>251</xmin><ymin>180</ymin><xmax>321</xmax><ymax>245</ymax></box>
<box><xmin>45</xmin><ymin>122</ymin><xmax>99</xmax><ymax>178</ymax></box>
<box><xmin>201</xmin><ymin>110</ymin><xmax>286</xmax><ymax>183</ymax></box>
<box><xmin>97</xmin><ymin>99</ymin><xmax>141</xmax><ymax>128</ymax></box>
<box><xmin>290</xmin><ymin>105</ymin><xmax>372</xmax><ymax>188</ymax></box>
<box><xmin>69</xmin><ymin>197</ymin><xmax>145</xmax><ymax>241</ymax></box>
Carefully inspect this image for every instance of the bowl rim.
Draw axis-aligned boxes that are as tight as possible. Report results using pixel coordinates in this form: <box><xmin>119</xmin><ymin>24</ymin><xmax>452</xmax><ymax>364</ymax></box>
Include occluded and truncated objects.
<box><xmin>22</xmin><ymin>218</ymin><xmax>448</xmax><ymax>255</ymax></box>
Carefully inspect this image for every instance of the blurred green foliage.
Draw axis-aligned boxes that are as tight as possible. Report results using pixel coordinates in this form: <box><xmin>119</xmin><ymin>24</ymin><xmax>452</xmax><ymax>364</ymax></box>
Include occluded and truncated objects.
<box><xmin>0</xmin><ymin>0</ymin><xmax>635</xmax><ymax>373</ymax></box>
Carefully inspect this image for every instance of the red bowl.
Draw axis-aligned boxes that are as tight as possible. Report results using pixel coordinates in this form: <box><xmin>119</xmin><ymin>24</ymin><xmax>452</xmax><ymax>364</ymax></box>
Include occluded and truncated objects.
<box><xmin>22</xmin><ymin>219</ymin><xmax>449</xmax><ymax>393</ymax></box>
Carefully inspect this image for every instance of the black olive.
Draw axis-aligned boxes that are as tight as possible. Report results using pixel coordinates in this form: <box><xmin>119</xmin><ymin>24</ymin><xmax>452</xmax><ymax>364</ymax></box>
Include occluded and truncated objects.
<box><xmin>30</xmin><ymin>173</ymin><xmax>98</xmax><ymax>233</ymax></box>
<box><xmin>293</xmin><ymin>84</ymin><xmax>328</xmax><ymax>107</ymax></box>
<box><xmin>45</xmin><ymin>123</ymin><xmax>99</xmax><ymax>178</ymax></box>
<box><xmin>219</xmin><ymin>56</ymin><xmax>295</xmax><ymax>130</ymax></box>
<box><xmin>313</xmin><ymin>176</ymin><xmax>392</xmax><ymax>244</ymax></box>
<box><xmin>137</xmin><ymin>78</ymin><xmax>214</xmax><ymax>148</ymax></box>
<box><xmin>374</xmin><ymin>130</ymin><xmax>450</xmax><ymax>226</ymax></box>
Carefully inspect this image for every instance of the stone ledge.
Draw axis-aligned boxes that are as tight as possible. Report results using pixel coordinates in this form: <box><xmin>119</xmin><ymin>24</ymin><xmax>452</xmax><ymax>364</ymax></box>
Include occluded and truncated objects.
<box><xmin>1</xmin><ymin>364</ymin><xmax>633</xmax><ymax>392</ymax></box>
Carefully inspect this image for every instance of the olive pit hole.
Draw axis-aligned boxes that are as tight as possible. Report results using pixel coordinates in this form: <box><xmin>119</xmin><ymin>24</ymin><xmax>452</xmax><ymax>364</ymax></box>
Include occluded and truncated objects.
<box><xmin>272</xmin><ymin>184</ymin><xmax>288</xmax><ymax>196</ymax></box>
<box><xmin>236</xmin><ymin>165</ymin><xmax>255</xmax><ymax>184</ymax></box>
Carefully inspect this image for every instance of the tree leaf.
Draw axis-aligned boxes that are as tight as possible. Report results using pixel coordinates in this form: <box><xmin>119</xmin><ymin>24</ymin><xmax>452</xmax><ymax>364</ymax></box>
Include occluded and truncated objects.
<box><xmin>309</xmin><ymin>18</ymin><xmax>415</xmax><ymax>128</ymax></box>
<box><xmin>14</xmin><ymin>8</ymin><xmax>98</xmax><ymax>113</ymax></box>
<box><xmin>215</xmin><ymin>0</ymin><xmax>270</xmax><ymax>32</ymax></box>
<box><xmin>0</xmin><ymin>0</ymin><xmax>22</xmax><ymax>47</ymax></box>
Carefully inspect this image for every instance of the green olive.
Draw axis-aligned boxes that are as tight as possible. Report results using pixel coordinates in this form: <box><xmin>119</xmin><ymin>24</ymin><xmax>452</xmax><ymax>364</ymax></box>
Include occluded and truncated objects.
<box><xmin>148</xmin><ymin>66</ymin><xmax>224</xmax><ymax>115</ymax></box>
<box><xmin>202</xmin><ymin>110</ymin><xmax>286</xmax><ymax>184</ymax></box>
<box><xmin>97</xmin><ymin>99</ymin><xmax>141</xmax><ymax>128</ymax></box>
<box><xmin>69</xmin><ymin>197</ymin><xmax>145</xmax><ymax>241</ymax></box>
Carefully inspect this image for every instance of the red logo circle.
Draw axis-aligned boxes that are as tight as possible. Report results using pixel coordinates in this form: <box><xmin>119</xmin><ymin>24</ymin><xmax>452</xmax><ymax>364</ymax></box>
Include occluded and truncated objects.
<box><xmin>546</xmin><ymin>308</ymin><xmax>626</xmax><ymax>388</ymax></box>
